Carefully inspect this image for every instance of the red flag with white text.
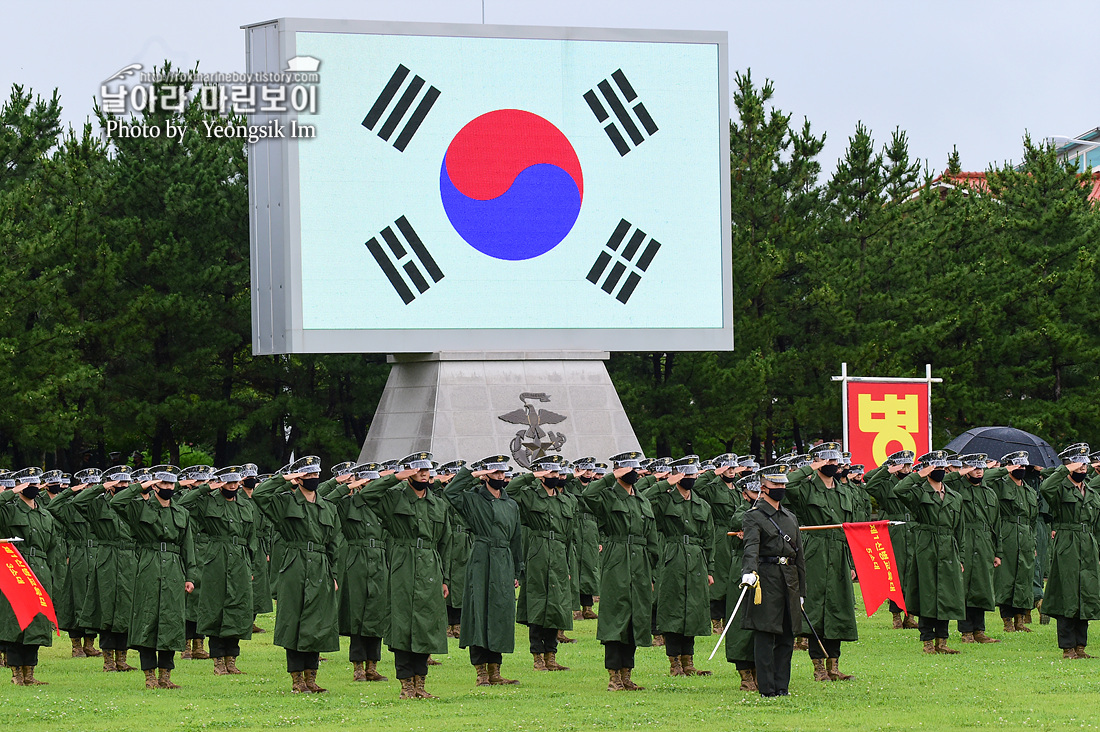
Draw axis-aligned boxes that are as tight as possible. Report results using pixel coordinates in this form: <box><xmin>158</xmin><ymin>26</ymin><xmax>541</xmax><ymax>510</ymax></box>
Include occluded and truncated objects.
<box><xmin>842</xmin><ymin>521</ymin><xmax>906</xmax><ymax>615</ymax></box>
<box><xmin>0</xmin><ymin>541</ymin><xmax>59</xmax><ymax>634</ymax></box>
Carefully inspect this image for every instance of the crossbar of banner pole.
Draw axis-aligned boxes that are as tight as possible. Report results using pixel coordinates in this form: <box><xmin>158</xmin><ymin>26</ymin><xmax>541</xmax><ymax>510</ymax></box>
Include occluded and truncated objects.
<box><xmin>727</xmin><ymin>521</ymin><xmax>905</xmax><ymax>535</ymax></box>
<box><xmin>0</xmin><ymin>537</ymin><xmax>24</xmax><ymax>542</ymax></box>
<box><xmin>830</xmin><ymin>376</ymin><xmax>943</xmax><ymax>383</ymax></box>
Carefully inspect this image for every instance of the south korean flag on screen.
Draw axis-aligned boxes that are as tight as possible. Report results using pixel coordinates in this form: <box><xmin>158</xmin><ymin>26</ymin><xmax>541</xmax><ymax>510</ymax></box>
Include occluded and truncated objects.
<box><xmin>294</xmin><ymin>30</ymin><xmax>724</xmax><ymax>332</ymax></box>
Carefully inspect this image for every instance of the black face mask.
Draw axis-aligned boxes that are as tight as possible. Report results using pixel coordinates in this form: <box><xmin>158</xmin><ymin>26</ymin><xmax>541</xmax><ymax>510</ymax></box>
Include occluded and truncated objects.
<box><xmin>157</xmin><ymin>488</ymin><xmax>175</xmax><ymax>500</ymax></box>
<box><xmin>1070</xmin><ymin>471</ymin><xmax>1087</xmax><ymax>484</ymax></box>
<box><xmin>140</xmin><ymin>484</ymin><xmax>152</xmax><ymax>495</ymax></box>
<box><xmin>242</xmin><ymin>477</ymin><xmax>258</xmax><ymax>489</ymax></box>
<box><xmin>839</xmin><ymin>468</ymin><xmax>851</xmax><ymax>478</ymax></box>
<box><xmin>578</xmin><ymin>476</ymin><xmax>591</xmax><ymax>484</ymax></box>
<box><xmin>767</xmin><ymin>487</ymin><xmax>786</xmax><ymax>502</ymax></box>
<box><xmin>897</xmin><ymin>470</ymin><xmax>911</xmax><ymax>478</ymax></box>
<box><xmin>1009</xmin><ymin>468</ymin><xmax>1026</xmax><ymax>481</ymax></box>
<box><xmin>488</xmin><ymin>477</ymin><xmax>509</xmax><ymax>490</ymax></box>
<box><xmin>300</xmin><ymin>476</ymin><xmax>320</xmax><ymax>492</ymax></box>
<box><xmin>409</xmin><ymin>477</ymin><xmax>430</xmax><ymax>492</ymax></box>
<box><xmin>22</xmin><ymin>486</ymin><xmax>41</xmax><ymax>500</ymax></box>
<box><xmin>47</xmin><ymin>485</ymin><xmax>62</xmax><ymax>495</ymax></box>
<box><xmin>819</xmin><ymin>464</ymin><xmax>840</xmax><ymax>478</ymax></box>
<box><xmin>221</xmin><ymin>488</ymin><xmax>238</xmax><ymax>500</ymax></box>
<box><xmin>620</xmin><ymin>470</ymin><xmax>640</xmax><ymax>485</ymax></box>
<box><xmin>679</xmin><ymin>477</ymin><xmax>696</xmax><ymax>490</ymax></box>
<box><xmin>967</xmin><ymin>475</ymin><xmax>983</xmax><ymax>485</ymax></box>
<box><xmin>929</xmin><ymin>469</ymin><xmax>946</xmax><ymax>483</ymax></box>
<box><xmin>722</xmin><ymin>473</ymin><xmax>737</xmax><ymax>484</ymax></box>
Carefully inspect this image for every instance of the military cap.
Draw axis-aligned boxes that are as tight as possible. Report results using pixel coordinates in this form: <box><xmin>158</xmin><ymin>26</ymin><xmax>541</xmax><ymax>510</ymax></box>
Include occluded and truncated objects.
<box><xmin>104</xmin><ymin>465</ymin><xmax>132</xmax><ymax>482</ymax></box>
<box><xmin>777</xmin><ymin>452</ymin><xmax>798</xmax><ymax>465</ymax></box>
<box><xmin>1001</xmin><ymin>450</ymin><xmax>1030</xmax><ymax>466</ymax></box>
<box><xmin>810</xmin><ymin>442</ymin><xmax>843</xmax><ymax>461</ymax></box>
<box><xmin>649</xmin><ymin>461</ymin><xmax>672</xmax><ymax>475</ymax></box>
<box><xmin>0</xmin><ymin>471</ymin><xmax>14</xmax><ymax>489</ymax></box>
<box><xmin>330</xmin><ymin>461</ymin><xmax>357</xmax><ymax>478</ymax></box>
<box><xmin>151</xmin><ymin>465</ymin><xmax>181</xmax><ymax>483</ymax></box>
<box><xmin>74</xmin><ymin>468</ymin><xmax>103</xmax><ymax>485</ymax></box>
<box><xmin>885</xmin><ymin>450</ymin><xmax>915</xmax><ymax>466</ymax></box>
<box><xmin>840</xmin><ymin>451</ymin><xmax>852</xmax><ymax>466</ymax></box>
<box><xmin>178</xmin><ymin>466</ymin><xmax>205</xmax><ymax>482</ymax></box>
<box><xmin>534</xmin><ymin>455</ymin><xmax>569</xmax><ymax>472</ymax></box>
<box><xmin>609</xmin><ymin>451</ymin><xmax>645</xmax><ymax>469</ymax></box>
<box><xmin>755</xmin><ymin>463</ymin><xmax>790</xmax><ymax>485</ymax></box>
<box><xmin>794</xmin><ymin>454</ymin><xmax>812</xmax><ymax>469</ymax></box>
<box><xmin>1059</xmin><ymin>443</ymin><xmax>1090</xmax><ymax>465</ymax></box>
<box><xmin>736</xmin><ymin>475</ymin><xmax>762</xmax><ymax>493</ymax></box>
<box><xmin>594</xmin><ymin>462</ymin><xmax>609</xmax><ymax>476</ymax></box>
<box><xmin>12</xmin><ymin>467</ymin><xmax>43</xmax><ymax>485</ymax></box>
<box><xmin>639</xmin><ymin>459</ymin><xmax>655</xmax><ymax>472</ymax></box>
<box><xmin>437</xmin><ymin>460</ymin><xmax>467</xmax><ymax>475</ymax></box>
<box><xmin>916</xmin><ymin>450</ymin><xmax>950</xmax><ymax>468</ymax></box>
<box><xmin>737</xmin><ymin>455</ymin><xmax>760</xmax><ymax>471</ymax></box>
<box><xmin>354</xmin><ymin>462</ymin><xmax>382</xmax><ymax>480</ymax></box>
<box><xmin>958</xmin><ymin>453</ymin><xmax>987</xmax><ymax>468</ymax></box>
<box><xmin>699</xmin><ymin>461</ymin><xmax>716</xmax><ymax>472</ymax></box>
<box><xmin>399</xmin><ymin>452</ymin><xmax>433</xmax><ymax>471</ymax></box>
<box><xmin>711</xmin><ymin>453</ymin><xmax>738</xmax><ymax>469</ymax></box>
<box><xmin>573</xmin><ymin>457</ymin><xmax>597</xmax><ymax>471</ymax></box>
<box><xmin>849</xmin><ymin>464</ymin><xmax>865</xmax><ymax>474</ymax></box>
<box><xmin>41</xmin><ymin>469</ymin><xmax>64</xmax><ymax>485</ymax></box>
<box><xmin>670</xmin><ymin>455</ymin><xmax>701</xmax><ymax>475</ymax></box>
<box><xmin>284</xmin><ymin>456</ymin><xmax>322</xmax><ymax>476</ymax></box>
<box><xmin>1089</xmin><ymin>450</ymin><xmax>1100</xmax><ymax>465</ymax></box>
<box><xmin>945</xmin><ymin>452</ymin><xmax>964</xmax><ymax>468</ymax></box>
<box><xmin>474</xmin><ymin>455</ymin><xmax>510</xmax><ymax>472</ymax></box>
<box><xmin>214</xmin><ymin>466</ymin><xmax>243</xmax><ymax>482</ymax></box>
<box><xmin>380</xmin><ymin>460</ymin><xmax>401</xmax><ymax>473</ymax></box>
<box><xmin>256</xmin><ymin>473</ymin><xmax>274</xmax><ymax>482</ymax></box>
<box><xmin>239</xmin><ymin>463</ymin><xmax>259</xmax><ymax>478</ymax></box>
<box><xmin>131</xmin><ymin>468</ymin><xmax>152</xmax><ymax>483</ymax></box>
<box><xmin>61</xmin><ymin>473</ymin><xmax>72</xmax><ymax>486</ymax></box>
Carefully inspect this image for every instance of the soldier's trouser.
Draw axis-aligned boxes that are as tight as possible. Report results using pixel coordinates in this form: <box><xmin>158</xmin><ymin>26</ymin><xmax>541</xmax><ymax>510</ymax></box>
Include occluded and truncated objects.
<box><xmin>284</xmin><ymin>649</ymin><xmax>320</xmax><ymax>672</ymax></box>
<box><xmin>651</xmin><ymin>605</ymin><xmax>659</xmax><ymax>635</ymax></box>
<box><xmin>469</xmin><ymin>645</ymin><xmax>503</xmax><ymax>665</ymax></box>
<box><xmin>580</xmin><ymin>593</ymin><xmax>594</xmax><ymax>607</ymax></box>
<box><xmin>999</xmin><ymin>604</ymin><xmax>1028</xmax><ymax>619</ymax></box>
<box><xmin>68</xmin><ymin>629</ymin><xmax>95</xmax><ymax>640</ymax></box>
<box><xmin>603</xmin><ymin>640</ymin><xmax>636</xmax><ymax>670</ymax></box>
<box><xmin>888</xmin><ymin>600</ymin><xmax>905</xmax><ymax>614</ymax></box>
<box><xmin>1056</xmin><ymin>617</ymin><xmax>1089</xmax><ymax>649</ymax></box>
<box><xmin>392</xmin><ymin>649</ymin><xmax>428</xmax><ymax>680</ymax></box>
<box><xmin>806</xmin><ymin>633</ymin><xmax>842</xmax><ymax>660</ymax></box>
<box><xmin>447</xmin><ymin>606</ymin><xmax>462</xmax><ymax>625</ymax></box>
<box><xmin>99</xmin><ymin>631</ymin><xmax>128</xmax><ymax>651</ymax></box>
<box><xmin>711</xmin><ymin>599</ymin><xmax>725</xmax><ymax>621</ymax></box>
<box><xmin>754</xmin><ymin>604</ymin><xmax>793</xmax><ymax>696</ymax></box>
<box><xmin>664</xmin><ymin>632</ymin><xmax>695</xmax><ymax>657</ymax></box>
<box><xmin>918</xmin><ymin>617</ymin><xmax>950</xmax><ymax>641</ymax></box>
<box><xmin>6</xmin><ymin>643</ymin><xmax>40</xmax><ymax>667</ymax></box>
<box><xmin>957</xmin><ymin>607</ymin><xmax>987</xmax><ymax>633</ymax></box>
<box><xmin>529</xmin><ymin>625</ymin><xmax>559</xmax><ymax>654</ymax></box>
<box><xmin>136</xmin><ymin>647</ymin><xmax>174</xmax><ymax>671</ymax></box>
<box><xmin>208</xmin><ymin>636</ymin><xmax>241</xmax><ymax>658</ymax></box>
<box><xmin>185</xmin><ymin>619</ymin><xmax>204</xmax><ymax>641</ymax></box>
<box><xmin>348</xmin><ymin>635</ymin><xmax>382</xmax><ymax>663</ymax></box>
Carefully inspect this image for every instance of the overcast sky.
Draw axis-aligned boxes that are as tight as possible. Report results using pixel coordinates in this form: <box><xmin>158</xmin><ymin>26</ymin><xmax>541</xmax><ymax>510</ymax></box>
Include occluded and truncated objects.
<box><xmin>3</xmin><ymin>0</ymin><xmax>1095</xmax><ymax>178</ymax></box>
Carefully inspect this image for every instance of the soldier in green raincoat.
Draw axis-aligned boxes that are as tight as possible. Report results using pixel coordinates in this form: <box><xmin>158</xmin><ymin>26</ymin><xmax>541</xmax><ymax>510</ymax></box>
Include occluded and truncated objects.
<box><xmin>642</xmin><ymin>456</ymin><xmax>715</xmax><ymax>677</ymax></box>
<box><xmin>43</xmin><ymin>469</ymin><xmax>103</xmax><ymax>660</ymax></box>
<box><xmin>864</xmin><ymin>450</ymin><xmax>918</xmax><ymax>629</ymax></box>
<box><xmin>1039</xmin><ymin>444</ymin><xmax>1100</xmax><ymax>659</ymax></box>
<box><xmin>446</xmin><ymin>456</ymin><xmax>524</xmax><ymax>686</ymax></box>
<box><xmin>253</xmin><ymin>456</ymin><xmax>342</xmax><ymax>693</ymax></box>
<box><xmin>178</xmin><ymin>465</ymin><xmax>214</xmax><ymax>661</ymax></box>
<box><xmin>328</xmin><ymin>463</ymin><xmax>390</xmax><ymax>683</ymax></box>
<box><xmin>894</xmin><ymin>452</ymin><xmax>965</xmax><ymax>655</ymax></box>
<box><xmin>581</xmin><ymin>452</ymin><xmax>660</xmax><ymax>692</ymax></box>
<box><xmin>506</xmin><ymin>455</ymin><xmax>576</xmax><ymax>673</ymax></box>
<box><xmin>948</xmin><ymin>454</ymin><xmax>1002</xmax><ymax>643</ymax></box>
<box><xmin>990</xmin><ymin>451</ymin><xmax>1039</xmax><ymax>633</ymax></box>
<box><xmin>435</xmin><ymin>461</ymin><xmax>473</xmax><ymax>639</ymax></box>
<box><xmin>725</xmin><ymin>475</ymin><xmax>760</xmax><ymax>691</ymax></box>
<box><xmin>177</xmin><ymin>466</ymin><xmax>257</xmax><ymax>675</ymax></box>
<box><xmin>0</xmin><ymin>468</ymin><xmax>61</xmax><ymax>686</ymax></box>
<box><xmin>565</xmin><ymin>458</ymin><xmax>601</xmax><ymax>621</ymax></box>
<box><xmin>697</xmin><ymin>454</ymin><xmax>756</xmax><ymax>635</ymax></box>
<box><xmin>359</xmin><ymin>452</ymin><xmax>451</xmax><ymax>699</ymax></box>
<box><xmin>70</xmin><ymin>465</ymin><xmax>138</xmax><ymax>671</ymax></box>
<box><xmin>237</xmin><ymin>464</ymin><xmax>273</xmax><ymax>630</ymax></box>
<box><xmin>785</xmin><ymin>442</ymin><xmax>859</xmax><ymax>681</ymax></box>
<box><xmin>109</xmin><ymin>466</ymin><xmax>198</xmax><ymax>689</ymax></box>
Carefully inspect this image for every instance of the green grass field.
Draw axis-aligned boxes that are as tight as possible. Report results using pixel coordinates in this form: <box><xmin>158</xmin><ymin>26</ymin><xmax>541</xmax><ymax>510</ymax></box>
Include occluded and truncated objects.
<box><xmin>3</xmin><ymin>598</ymin><xmax>1098</xmax><ymax>732</ymax></box>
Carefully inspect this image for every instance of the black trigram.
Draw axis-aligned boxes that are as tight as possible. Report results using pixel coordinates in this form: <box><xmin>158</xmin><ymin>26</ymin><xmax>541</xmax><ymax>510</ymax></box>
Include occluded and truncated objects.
<box><xmin>583</xmin><ymin>69</ymin><xmax>658</xmax><ymax>156</ymax></box>
<box><xmin>586</xmin><ymin>219</ymin><xmax>661</xmax><ymax>304</ymax></box>
<box><xmin>365</xmin><ymin>217</ymin><xmax>444</xmax><ymax>304</ymax></box>
<box><xmin>362</xmin><ymin>65</ymin><xmax>441</xmax><ymax>152</ymax></box>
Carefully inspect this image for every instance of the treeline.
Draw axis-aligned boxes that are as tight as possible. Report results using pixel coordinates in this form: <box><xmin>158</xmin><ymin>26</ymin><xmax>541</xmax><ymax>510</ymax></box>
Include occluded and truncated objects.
<box><xmin>2</xmin><ymin>70</ymin><xmax>1097</xmax><ymax>470</ymax></box>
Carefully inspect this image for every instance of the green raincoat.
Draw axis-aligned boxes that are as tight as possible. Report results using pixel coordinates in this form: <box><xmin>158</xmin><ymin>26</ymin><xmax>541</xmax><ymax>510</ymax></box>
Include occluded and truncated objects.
<box><xmin>987</xmin><ymin>467</ymin><xmax>1038</xmax><ymax>610</ymax></box>
<box><xmin>0</xmin><ymin>492</ymin><xmax>60</xmax><ymax>647</ymax></box>
<box><xmin>947</xmin><ymin>472</ymin><xmax>1000</xmax><ymax>610</ymax></box>
<box><xmin>506</xmin><ymin>472</ymin><xmax>575</xmax><ymax>630</ymax></box>
<box><xmin>44</xmin><ymin>488</ymin><xmax>94</xmax><ymax>632</ymax></box>
<box><xmin>564</xmin><ymin>476</ymin><xmax>601</xmax><ymax>598</ymax></box>
<box><xmin>893</xmin><ymin>473</ymin><xmax>965</xmax><ymax>620</ymax></box>
<box><xmin>328</xmin><ymin>481</ymin><xmax>390</xmax><ymax>639</ymax></box>
<box><xmin>1039</xmin><ymin>466</ymin><xmax>1100</xmax><ymax>620</ymax></box>
<box><xmin>71</xmin><ymin>484</ymin><xmax>135</xmax><ymax>634</ymax></box>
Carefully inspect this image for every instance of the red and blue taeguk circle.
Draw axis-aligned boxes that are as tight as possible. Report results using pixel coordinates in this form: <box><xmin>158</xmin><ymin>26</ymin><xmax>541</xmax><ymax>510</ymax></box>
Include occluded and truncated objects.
<box><xmin>440</xmin><ymin>109</ymin><xmax>583</xmax><ymax>261</ymax></box>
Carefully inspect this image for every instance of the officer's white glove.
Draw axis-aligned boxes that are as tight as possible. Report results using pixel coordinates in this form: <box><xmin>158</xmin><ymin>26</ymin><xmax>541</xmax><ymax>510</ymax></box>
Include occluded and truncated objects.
<box><xmin>741</xmin><ymin>573</ymin><xmax>756</xmax><ymax>586</ymax></box>
<box><xmin>800</xmin><ymin>597</ymin><xmax>805</xmax><ymax>608</ymax></box>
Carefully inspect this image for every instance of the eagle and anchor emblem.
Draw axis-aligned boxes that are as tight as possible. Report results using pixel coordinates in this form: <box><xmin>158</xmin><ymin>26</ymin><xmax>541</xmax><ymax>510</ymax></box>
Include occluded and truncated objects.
<box><xmin>498</xmin><ymin>392</ymin><xmax>568</xmax><ymax>468</ymax></box>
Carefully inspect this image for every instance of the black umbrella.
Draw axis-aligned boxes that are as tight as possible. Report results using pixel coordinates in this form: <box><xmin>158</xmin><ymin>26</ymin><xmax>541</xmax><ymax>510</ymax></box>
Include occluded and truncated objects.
<box><xmin>943</xmin><ymin>426</ymin><xmax>1057</xmax><ymax>468</ymax></box>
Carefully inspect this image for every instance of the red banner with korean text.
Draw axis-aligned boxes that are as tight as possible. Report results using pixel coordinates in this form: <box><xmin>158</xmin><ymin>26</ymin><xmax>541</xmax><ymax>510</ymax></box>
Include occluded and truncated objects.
<box><xmin>846</xmin><ymin>380</ymin><xmax>930</xmax><ymax>470</ymax></box>
<box><xmin>0</xmin><ymin>542</ymin><xmax>59</xmax><ymax>634</ymax></box>
<box><xmin>842</xmin><ymin>521</ymin><xmax>905</xmax><ymax>615</ymax></box>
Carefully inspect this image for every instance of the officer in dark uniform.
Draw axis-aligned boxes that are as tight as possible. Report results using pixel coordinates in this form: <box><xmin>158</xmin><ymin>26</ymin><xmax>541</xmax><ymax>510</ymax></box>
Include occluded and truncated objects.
<box><xmin>740</xmin><ymin>463</ymin><xmax>806</xmax><ymax>698</ymax></box>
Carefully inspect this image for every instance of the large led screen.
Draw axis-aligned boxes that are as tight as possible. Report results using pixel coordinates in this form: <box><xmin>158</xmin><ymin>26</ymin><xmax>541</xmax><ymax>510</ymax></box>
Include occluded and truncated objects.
<box><xmin>246</xmin><ymin>19</ymin><xmax>731</xmax><ymax>353</ymax></box>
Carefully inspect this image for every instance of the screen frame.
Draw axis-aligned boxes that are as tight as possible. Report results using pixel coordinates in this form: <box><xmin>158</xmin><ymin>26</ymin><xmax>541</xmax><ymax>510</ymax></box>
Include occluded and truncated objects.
<box><xmin>245</xmin><ymin>17</ymin><xmax>732</xmax><ymax>354</ymax></box>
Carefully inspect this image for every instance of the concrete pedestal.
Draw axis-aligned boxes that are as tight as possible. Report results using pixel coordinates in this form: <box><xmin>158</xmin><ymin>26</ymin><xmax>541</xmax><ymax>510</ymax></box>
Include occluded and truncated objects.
<box><xmin>358</xmin><ymin>351</ymin><xmax>641</xmax><ymax>466</ymax></box>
